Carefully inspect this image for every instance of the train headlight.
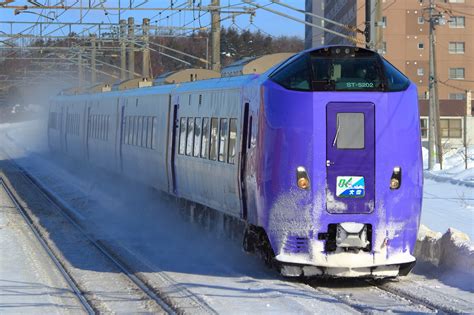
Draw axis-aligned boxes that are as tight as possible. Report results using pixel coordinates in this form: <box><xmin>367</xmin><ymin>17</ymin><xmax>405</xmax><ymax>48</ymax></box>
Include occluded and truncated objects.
<box><xmin>390</xmin><ymin>178</ymin><xmax>400</xmax><ymax>189</ymax></box>
<box><xmin>390</xmin><ymin>167</ymin><xmax>402</xmax><ymax>190</ymax></box>
<box><xmin>296</xmin><ymin>167</ymin><xmax>310</xmax><ymax>190</ymax></box>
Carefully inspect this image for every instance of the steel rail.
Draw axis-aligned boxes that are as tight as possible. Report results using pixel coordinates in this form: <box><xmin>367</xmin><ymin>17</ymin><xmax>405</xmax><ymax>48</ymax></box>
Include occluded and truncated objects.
<box><xmin>0</xmin><ymin>178</ymin><xmax>96</xmax><ymax>315</ymax></box>
<box><xmin>11</xmin><ymin>165</ymin><xmax>177</xmax><ymax>315</ymax></box>
<box><xmin>372</xmin><ymin>280</ymin><xmax>456</xmax><ymax>314</ymax></box>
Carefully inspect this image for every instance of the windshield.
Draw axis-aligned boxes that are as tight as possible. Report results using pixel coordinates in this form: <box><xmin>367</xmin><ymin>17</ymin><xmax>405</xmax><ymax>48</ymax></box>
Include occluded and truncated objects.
<box><xmin>269</xmin><ymin>46</ymin><xmax>411</xmax><ymax>93</ymax></box>
<box><xmin>311</xmin><ymin>56</ymin><xmax>383</xmax><ymax>91</ymax></box>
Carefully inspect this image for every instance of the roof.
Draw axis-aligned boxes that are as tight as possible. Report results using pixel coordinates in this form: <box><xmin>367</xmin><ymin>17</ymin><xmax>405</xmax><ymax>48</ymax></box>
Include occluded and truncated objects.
<box><xmin>221</xmin><ymin>53</ymin><xmax>295</xmax><ymax>77</ymax></box>
<box><xmin>154</xmin><ymin>68</ymin><xmax>220</xmax><ymax>85</ymax></box>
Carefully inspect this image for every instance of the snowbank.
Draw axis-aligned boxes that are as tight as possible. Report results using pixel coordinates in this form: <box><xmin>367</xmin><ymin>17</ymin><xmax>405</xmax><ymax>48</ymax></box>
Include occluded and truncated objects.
<box><xmin>415</xmin><ymin>225</ymin><xmax>474</xmax><ymax>275</ymax></box>
<box><xmin>422</xmin><ymin>146</ymin><xmax>474</xmax><ymax>185</ymax></box>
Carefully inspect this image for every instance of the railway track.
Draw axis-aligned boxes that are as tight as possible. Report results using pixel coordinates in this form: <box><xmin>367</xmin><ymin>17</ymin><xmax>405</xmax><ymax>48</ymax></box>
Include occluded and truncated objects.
<box><xmin>304</xmin><ymin>277</ymin><xmax>440</xmax><ymax>314</ymax></box>
<box><xmin>0</xmin><ymin>178</ymin><xmax>95</xmax><ymax>315</ymax></box>
<box><xmin>0</xmin><ymin>166</ymin><xmax>177</xmax><ymax>314</ymax></box>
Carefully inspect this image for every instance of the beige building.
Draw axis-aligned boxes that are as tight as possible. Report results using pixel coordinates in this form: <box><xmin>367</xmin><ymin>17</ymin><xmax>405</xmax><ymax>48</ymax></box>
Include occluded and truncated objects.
<box><xmin>377</xmin><ymin>0</ymin><xmax>473</xmax><ymax>100</ymax></box>
<box><xmin>306</xmin><ymin>0</ymin><xmax>473</xmax><ymax>100</ymax></box>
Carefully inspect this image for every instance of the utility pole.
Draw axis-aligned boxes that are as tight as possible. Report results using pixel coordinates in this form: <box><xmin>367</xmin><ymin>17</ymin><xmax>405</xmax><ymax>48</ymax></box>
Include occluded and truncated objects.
<box><xmin>427</xmin><ymin>0</ymin><xmax>443</xmax><ymax>170</ymax></box>
<box><xmin>464</xmin><ymin>90</ymin><xmax>472</xmax><ymax>169</ymax></box>
<box><xmin>78</xmin><ymin>48</ymin><xmax>84</xmax><ymax>87</ymax></box>
<box><xmin>365</xmin><ymin>0</ymin><xmax>383</xmax><ymax>51</ymax></box>
<box><xmin>374</xmin><ymin>0</ymin><xmax>383</xmax><ymax>51</ymax></box>
<box><xmin>128</xmin><ymin>17</ymin><xmax>135</xmax><ymax>80</ymax></box>
<box><xmin>142</xmin><ymin>18</ymin><xmax>151</xmax><ymax>78</ymax></box>
<box><xmin>120</xmin><ymin>19</ymin><xmax>127</xmax><ymax>81</ymax></box>
<box><xmin>211</xmin><ymin>0</ymin><xmax>221</xmax><ymax>72</ymax></box>
<box><xmin>91</xmin><ymin>34</ymin><xmax>97</xmax><ymax>84</ymax></box>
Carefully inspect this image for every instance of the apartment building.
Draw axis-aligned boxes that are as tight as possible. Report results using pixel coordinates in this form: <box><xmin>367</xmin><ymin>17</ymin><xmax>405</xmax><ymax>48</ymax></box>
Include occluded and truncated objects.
<box><xmin>305</xmin><ymin>0</ymin><xmax>473</xmax><ymax>147</ymax></box>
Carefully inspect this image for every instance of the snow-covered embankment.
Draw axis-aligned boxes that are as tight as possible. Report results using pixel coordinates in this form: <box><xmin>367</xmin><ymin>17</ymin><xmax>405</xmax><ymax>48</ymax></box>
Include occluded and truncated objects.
<box><xmin>416</xmin><ymin>225</ymin><xmax>473</xmax><ymax>275</ymax></box>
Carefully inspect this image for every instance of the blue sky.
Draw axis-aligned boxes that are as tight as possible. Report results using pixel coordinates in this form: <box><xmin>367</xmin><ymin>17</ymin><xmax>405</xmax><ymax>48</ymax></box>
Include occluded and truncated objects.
<box><xmin>1</xmin><ymin>1</ymin><xmax>305</xmax><ymax>39</ymax></box>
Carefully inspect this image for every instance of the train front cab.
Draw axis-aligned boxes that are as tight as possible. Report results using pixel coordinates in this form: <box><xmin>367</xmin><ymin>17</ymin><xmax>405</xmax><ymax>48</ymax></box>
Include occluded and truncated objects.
<box><xmin>258</xmin><ymin>46</ymin><xmax>423</xmax><ymax>277</ymax></box>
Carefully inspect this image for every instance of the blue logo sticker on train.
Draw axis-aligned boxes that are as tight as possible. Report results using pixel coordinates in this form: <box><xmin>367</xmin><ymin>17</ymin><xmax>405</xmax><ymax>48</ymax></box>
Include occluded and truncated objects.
<box><xmin>336</xmin><ymin>176</ymin><xmax>365</xmax><ymax>198</ymax></box>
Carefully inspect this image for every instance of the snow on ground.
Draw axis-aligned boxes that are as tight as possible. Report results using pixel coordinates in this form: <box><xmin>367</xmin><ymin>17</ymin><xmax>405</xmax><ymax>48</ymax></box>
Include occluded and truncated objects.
<box><xmin>422</xmin><ymin>147</ymin><xmax>474</xmax><ymax>239</ymax></box>
<box><xmin>0</xmin><ymin>180</ymin><xmax>84</xmax><ymax>314</ymax></box>
<box><xmin>423</xmin><ymin>146</ymin><xmax>474</xmax><ymax>182</ymax></box>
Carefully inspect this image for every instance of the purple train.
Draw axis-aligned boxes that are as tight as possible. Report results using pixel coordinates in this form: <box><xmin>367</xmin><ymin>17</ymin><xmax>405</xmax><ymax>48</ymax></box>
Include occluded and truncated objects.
<box><xmin>49</xmin><ymin>45</ymin><xmax>423</xmax><ymax>278</ymax></box>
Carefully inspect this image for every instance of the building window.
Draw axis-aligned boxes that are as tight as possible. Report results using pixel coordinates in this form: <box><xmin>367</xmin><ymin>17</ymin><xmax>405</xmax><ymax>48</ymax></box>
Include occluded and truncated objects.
<box><xmin>382</xmin><ymin>16</ymin><xmax>387</xmax><ymax>28</ymax></box>
<box><xmin>381</xmin><ymin>41</ymin><xmax>387</xmax><ymax>54</ymax></box>
<box><xmin>449</xmin><ymin>68</ymin><xmax>465</xmax><ymax>79</ymax></box>
<box><xmin>449</xmin><ymin>42</ymin><xmax>465</xmax><ymax>54</ymax></box>
<box><xmin>418</xmin><ymin>42</ymin><xmax>424</xmax><ymax>49</ymax></box>
<box><xmin>440</xmin><ymin>119</ymin><xmax>462</xmax><ymax>138</ymax></box>
<box><xmin>418</xmin><ymin>16</ymin><xmax>424</xmax><ymax>24</ymax></box>
<box><xmin>449</xmin><ymin>16</ymin><xmax>465</xmax><ymax>28</ymax></box>
<box><xmin>449</xmin><ymin>93</ymin><xmax>466</xmax><ymax>100</ymax></box>
<box><xmin>420</xmin><ymin>118</ymin><xmax>428</xmax><ymax>139</ymax></box>
<box><xmin>419</xmin><ymin>92</ymin><xmax>429</xmax><ymax>100</ymax></box>
<box><xmin>417</xmin><ymin>68</ymin><xmax>424</xmax><ymax>76</ymax></box>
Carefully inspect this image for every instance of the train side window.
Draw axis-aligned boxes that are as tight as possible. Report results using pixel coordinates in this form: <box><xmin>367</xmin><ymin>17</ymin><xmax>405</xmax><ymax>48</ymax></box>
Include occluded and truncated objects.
<box><xmin>201</xmin><ymin>118</ymin><xmax>210</xmax><ymax>159</ymax></box>
<box><xmin>126</xmin><ymin>116</ymin><xmax>130</xmax><ymax>144</ymax></box>
<box><xmin>228</xmin><ymin>118</ymin><xmax>237</xmax><ymax>164</ymax></box>
<box><xmin>194</xmin><ymin>117</ymin><xmax>202</xmax><ymax>157</ymax></box>
<box><xmin>383</xmin><ymin>59</ymin><xmax>410</xmax><ymax>91</ymax></box>
<box><xmin>138</xmin><ymin>116</ymin><xmax>143</xmax><ymax>147</ymax></box>
<box><xmin>103</xmin><ymin>116</ymin><xmax>106</xmax><ymax>140</ymax></box>
<box><xmin>99</xmin><ymin>115</ymin><xmax>104</xmax><ymax>140</ymax></box>
<box><xmin>142</xmin><ymin>116</ymin><xmax>148</xmax><ymax>148</ymax></box>
<box><xmin>97</xmin><ymin>115</ymin><xmax>100</xmax><ymax>139</ymax></box>
<box><xmin>152</xmin><ymin>117</ymin><xmax>157</xmax><ymax>149</ymax></box>
<box><xmin>209</xmin><ymin>118</ymin><xmax>218</xmax><ymax>161</ymax></box>
<box><xmin>93</xmin><ymin>116</ymin><xmax>97</xmax><ymax>138</ymax></box>
<box><xmin>123</xmin><ymin>117</ymin><xmax>128</xmax><ymax>144</ymax></box>
<box><xmin>91</xmin><ymin>115</ymin><xmax>94</xmax><ymax>138</ymax></box>
<box><xmin>186</xmin><ymin>117</ymin><xmax>194</xmax><ymax>156</ymax></box>
<box><xmin>270</xmin><ymin>55</ymin><xmax>311</xmax><ymax>91</ymax></box>
<box><xmin>106</xmin><ymin>116</ymin><xmax>109</xmax><ymax>140</ymax></box>
<box><xmin>130</xmin><ymin>116</ymin><xmax>135</xmax><ymax>145</ymax></box>
<box><xmin>128</xmin><ymin>117</ymin><xmax>132</xmax><ymax>144</ymax></box>
<box><xmin>219</xmin><ymin>118</ymin><xmax>228</xmax><ymax>162</ymax></box>
<box><xmin>147</xmin><ymin>117</ymin><xmax>153</xmax><ymax>149</ymax></box>
<box><xmin>134</xmin><ymin>116</ymin><xmax>139</xmax><ymax>145</ymax></box>
<box><xmin>248</xmin><ymin>116</ymin><xmax>253</xmax><ymax>149</ymax></box>
<box><xmin>179</xmin><ymin>118</ymin><xmax>186</xmax><ymax>154</ymax></box>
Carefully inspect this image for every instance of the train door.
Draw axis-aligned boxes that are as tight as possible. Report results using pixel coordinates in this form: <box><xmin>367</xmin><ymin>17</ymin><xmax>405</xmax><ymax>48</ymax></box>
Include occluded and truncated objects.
<box><xmin>168</xmin><ymin>103</ymin><xmax>179</xmax><ymax>194</ymax></box>
<box><xmin>240</xmin><ymin>103</ymin><xmax>250</xmax><ymax>220</ymax></box>
<box><xmin>326</xmin><ymin>102</ymin><xmax>375</xmax><ymax>214</ymax></box>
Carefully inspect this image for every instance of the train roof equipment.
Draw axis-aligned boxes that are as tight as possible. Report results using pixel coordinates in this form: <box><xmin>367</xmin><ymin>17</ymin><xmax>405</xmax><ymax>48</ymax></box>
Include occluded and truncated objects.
<box><xmin>112</xmin><ymin>77</ymin><xmax>153</xmax><ymax>91</ymax></box>
<box><xmin>153</xmin><ymin>69</ymin><xmax>221</xmax><ymax>85</ymax></box>
<box><xmin>221</xmin><ymin>52</ymin><xmax>295</xmax><ymax>78</ymax></box>
<box><xmin>87</xmin><ymin>82</ymin><xmax>112</xmax><ymax>93</ymax></box>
